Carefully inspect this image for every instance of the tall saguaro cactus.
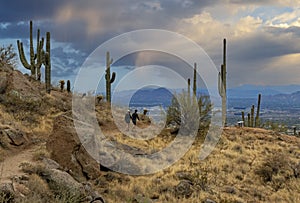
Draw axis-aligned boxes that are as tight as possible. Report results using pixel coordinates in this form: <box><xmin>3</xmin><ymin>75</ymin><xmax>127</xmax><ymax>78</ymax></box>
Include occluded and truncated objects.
<box><xmin>218</xmin><ymin>39</ymin><xmax>227</xmax><ymax>126</ymax></box>
<box><xmin>247</xmin><ymin>113</ymin><xmax>250</xmax><ymax>127</ymax></box>
<box><xmin>250</xmin><ymin>105</ymin><xmax>255</xmax><ymax>127</ymax></box>
<box><xmin>105</xmin><ymin>51</ymin><xmax>116</xmax><ymax>103</ymax></box>
<box><xmin>193</xmin><ymin>63</ymin><xmax>197</xmax><ymax>97</ymax></box>
<box><xmin>17</xmin><ymin>20</ymin><xmax>45</xmax><ymax>80</ymax></box>
<box><xmin>255</xmin><ymin>94</ymin><xmax>261</xmax><ymax>127</ymax></box>
<box><xmin>67</xmin><ymin>80</ymin><xmax>71</xmax><ymax>93</ymax></box>
<box><xmin>241</xmin><ymin>111</ymin><xmax>245</xmax><ymax>126</ymax></box>
<box><xmin>44</xmin><ymin>32</ymin><xmax>51</xmax><ymax>94</ymax></box>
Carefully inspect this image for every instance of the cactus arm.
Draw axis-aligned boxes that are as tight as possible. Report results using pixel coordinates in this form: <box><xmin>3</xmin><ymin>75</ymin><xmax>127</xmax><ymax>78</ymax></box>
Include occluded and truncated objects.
<box><xmin>36</xmin><ymin>37</ymin><xmax>44</xmax><ymax>80</ymax></box>
<box><xmin>45</xmin><ymin>32</ymin><xmax>50</xmax><ymax>54</ymax></box>
<box><xmin>17</xmin><ymin>40</ymin><xmax>31</xmax><ymax>70</ymax></box>
<box><xmin>218</xmin><ymin>70</ymin><xmax>224</xmax><ymax>97</ymax></box>
<box><xmin>110</xmin><ymin>72</ymin><xmax>116</xmax><ymax>84</ymax></box>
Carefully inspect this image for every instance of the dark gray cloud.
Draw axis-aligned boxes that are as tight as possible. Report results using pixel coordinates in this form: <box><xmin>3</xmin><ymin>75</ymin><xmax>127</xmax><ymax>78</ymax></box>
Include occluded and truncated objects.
<box><xmin>0</xmin><ymin>0</ymin><xmax>67</xmax><ymax>22</ymax></box>
<box><xmin>229</xmin><ymin>33</ymin><xmax>299</xmax><ymax>63</ymax></box>
<box><xmin>1</xmin><ymin>0</ymin><xmax>300</xmax><ymax>88</ymax></box>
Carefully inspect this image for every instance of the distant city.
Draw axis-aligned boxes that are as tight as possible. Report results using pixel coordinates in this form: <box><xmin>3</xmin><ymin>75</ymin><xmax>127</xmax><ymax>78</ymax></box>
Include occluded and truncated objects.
<box><xmin>112</xmin><ymin>84</ymin><xmax>300</xmax><ymax>134</ymax></box>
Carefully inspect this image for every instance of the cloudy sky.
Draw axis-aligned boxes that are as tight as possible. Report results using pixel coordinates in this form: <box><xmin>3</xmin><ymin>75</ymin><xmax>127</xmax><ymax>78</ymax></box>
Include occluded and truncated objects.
<box><xmin>1</xmin><ymin>0</ymin><xmax>300</xmax><ymax>91</ymax></box>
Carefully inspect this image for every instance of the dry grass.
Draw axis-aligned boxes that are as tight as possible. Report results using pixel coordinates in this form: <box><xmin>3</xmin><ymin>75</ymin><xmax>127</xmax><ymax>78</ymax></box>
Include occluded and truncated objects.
<box><xmin>92</xmin><ymin>127</ymin><xmax>300</xmax><ymax>203</ymax></box>
<box><xmin>32</xmin><ymin>145</ymin><xmax>50</xmax><ymax>161</ymax></box>
<box><xmin>0</xmin><ymin>67</ymin><xmax>299</xmax><ymax>202</ymax></box>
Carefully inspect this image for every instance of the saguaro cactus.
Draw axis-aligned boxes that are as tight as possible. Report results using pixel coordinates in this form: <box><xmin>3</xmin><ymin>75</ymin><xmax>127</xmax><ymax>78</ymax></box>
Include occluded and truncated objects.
<box><xmin>105</xmin><ymin>51</ymin><xmax>116</xmax><ymax>103</ymax></box>
<box><xmin>17</xmin><ymin>20</ymin><xmax>45</xmax><ymax>80</ymax></box>
<box><xmin>241</xmin><ymin>111</ymin><xmax>245</xmax><ymax>126</ymax></box>
<box><xmin>44</xmin><ymin>32</ymin><xmax>51</xmax><ymax>94</ymax></box>
<box><xmin>247</xmin><ymin>113</ymin><xmax>250</xmax><ymax>127</ymax></box>
<box><xmin>255</xmin><ymin>94</ymin><xmax>261</xmax><ymax>127</ymax></box>
<box><xmin>67</xmin><ymin>80</ymin><xmax>71</xmax><ymax>93</ymax></box>
<box><xmin>250</xmin><ymin>105</ymin><xmax>255</xmax><ymax>127</ymax></box>
<box><xmin>193</xmin><ymin>63</ymin><xmax>197</xmax><ymax>97</ymax></box>
<box><xmin>218</xmin><ymin>39</ymin><xmax>227</xmax><ymax>126</ymax></box>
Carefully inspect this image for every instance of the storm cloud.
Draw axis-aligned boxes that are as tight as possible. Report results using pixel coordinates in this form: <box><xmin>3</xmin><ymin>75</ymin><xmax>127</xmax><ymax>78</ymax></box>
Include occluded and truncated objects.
<box><xmin>0</xmin><ymin>0</ymin><xmax>299</xmax><ymax>88</ymax></box>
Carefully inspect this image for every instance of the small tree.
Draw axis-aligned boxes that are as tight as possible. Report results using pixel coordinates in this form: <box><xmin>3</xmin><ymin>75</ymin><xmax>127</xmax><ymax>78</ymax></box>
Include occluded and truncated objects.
<box><xmin>0</xmin><ymin>44</ymin><xmax>16</xmax><ymax>67</ymax></box>
<box><xmin>59</xmin><ymin>80</ymin><xmax>65</xmax><ymax>91</ymax></box>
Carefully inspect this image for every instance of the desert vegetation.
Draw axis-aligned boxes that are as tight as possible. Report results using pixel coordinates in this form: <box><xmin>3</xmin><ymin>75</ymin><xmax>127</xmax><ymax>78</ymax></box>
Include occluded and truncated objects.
<box><xmin>0</xmin><ymin>20</ymin><xmax>299</xmax><ymax>203</ymax></box>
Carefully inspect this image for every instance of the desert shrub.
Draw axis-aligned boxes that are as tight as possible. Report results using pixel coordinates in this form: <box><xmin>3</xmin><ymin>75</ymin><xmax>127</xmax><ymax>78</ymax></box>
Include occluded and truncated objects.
<box><xmin>193</xmin><ymin>168</ymin><xmax>209</xmax><ymax>191</ymax></box>
<box><xmin>0</xmin><ymin>44</ymin><xmax>16</xmax><ymax>67</ymax></box>
<box><xmin>291</xmin><ymin>162</ymin><xmax>300</xmax><ymax>178</ymax></box>
<box><xmin>19</xmin><ymin>162</ymin><xmax>49</xmax><ymax>176</ymax></box>
<box><xmin>166</xmin><ymin>90</ymin><xmax>212</xmax><ymax>136</ymax></box>
<box><xmin>51</xmin><ymin>185</ymin><xmax>85</xmax><ymax>203</ymax></box>
<box><xmin>25</xmin><ymin>174</ymin><xmax>51</xmax><ymax>200</ymax></box>
<box><xmin>3</xmin><ymin>92</ymin><xmax>43</xmax><ymax>124</ymax></box>
<box><xmin>255</xmin><ymin>153</ymin><xmax>288</xmax><ymax>183</ymax></box>
<box><xmin>32</xmin><ymin>147</ymin><xmax>50</xmax><ymax>161</ymax></box>
<box><xmin>261</xmin><ymin>121</ymin><xmax>288</xmax><ymax>133</ymax></box>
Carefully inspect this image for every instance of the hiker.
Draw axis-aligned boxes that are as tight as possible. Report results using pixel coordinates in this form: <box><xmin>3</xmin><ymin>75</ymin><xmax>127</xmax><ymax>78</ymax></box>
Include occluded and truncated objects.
<box><xmin>131</xmin><ymin>109</ymin><xmax>140</xmax><ymax>127</ymax></box>
<box><xmin>124</xmin><ymin>110</ymin><xmax>131</xmax><ymax>130</ymax></box>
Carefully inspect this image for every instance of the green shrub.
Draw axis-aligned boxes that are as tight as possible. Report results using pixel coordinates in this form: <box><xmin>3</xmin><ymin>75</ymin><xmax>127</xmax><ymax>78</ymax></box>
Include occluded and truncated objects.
<box><xmin>166</xmin><ymin>90</ymin><xmax>212</xmax><ymax>136</ymax></box>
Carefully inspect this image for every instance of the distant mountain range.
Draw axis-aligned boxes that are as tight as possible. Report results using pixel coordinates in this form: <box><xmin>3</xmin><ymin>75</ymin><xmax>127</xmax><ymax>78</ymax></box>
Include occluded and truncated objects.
<box><xmin>263</xmin><ymin>91</ymin><xmax>300</xmax><ymax>108</ymax></box>
<box><xmin>112</xmin><ymin>84</ymin><xmax>300</xmax><ymax>108</ymax></box>
<box><xmin>112</xmin><ymin>87</ymin><xmax>174</xmax><ymax>107</ymax></box>
<box><xmin>227</xmin><ymin>84</ymin><xmax>300</xmax><ymax>98</ymax></box>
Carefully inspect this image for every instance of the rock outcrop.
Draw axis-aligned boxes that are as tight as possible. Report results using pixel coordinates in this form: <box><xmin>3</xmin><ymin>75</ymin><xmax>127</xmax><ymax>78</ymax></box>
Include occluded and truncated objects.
<box><xmin>46</xmin><ymin>112</ymin><xmax>101</xmax><ymax>181</ymax></box>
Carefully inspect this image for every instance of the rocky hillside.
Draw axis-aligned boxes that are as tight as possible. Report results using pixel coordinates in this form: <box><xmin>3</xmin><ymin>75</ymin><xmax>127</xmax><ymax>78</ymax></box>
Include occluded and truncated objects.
<box><xmin>0</xmin><ymin>64</ymin><xmax>299</xmax><ymax>203</ymax></box>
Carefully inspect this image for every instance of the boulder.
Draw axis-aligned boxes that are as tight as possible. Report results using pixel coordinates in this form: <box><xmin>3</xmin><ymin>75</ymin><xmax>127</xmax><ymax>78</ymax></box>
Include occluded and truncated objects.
<box><xmin>46</xmin><ymin>112</ymin><xmax>101</xmax><ymax>181</ymax></box>
<box><xmin>0</xmin><ymin>129</ymin><xmax>11</xmax><ymax>149</ymax></box>
<box><xmin>4</xmin><ymin>129</ymin><xmax>26</xmax><ymax>146</ymax></box>
<box><xmin>42</xmin><ymin>157</ymin><xmax>62</xmax><ymax>170</ymax></box>
<box><xmin>43</xmin><ymin>169</ymin><xmax>83</xmax><ymax>192</ymax></box>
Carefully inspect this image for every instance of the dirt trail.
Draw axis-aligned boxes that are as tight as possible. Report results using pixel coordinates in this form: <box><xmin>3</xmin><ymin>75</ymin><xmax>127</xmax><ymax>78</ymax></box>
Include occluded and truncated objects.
<box><xmin>0</xmin><ymin>146</ymin><xmax>38</xmax><ymax>184</ymax></box>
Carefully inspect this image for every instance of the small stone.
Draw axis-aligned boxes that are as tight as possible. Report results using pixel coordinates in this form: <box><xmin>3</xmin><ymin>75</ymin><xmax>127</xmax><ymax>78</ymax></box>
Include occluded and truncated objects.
<box><xmin>205</xmin><ymin>199</ymin><xmax>216</xmax><ymax>203</ymax></box>
<box><xmin>91</xmin><ymin>196</ymin><xmax>105</xmax><ymax>203</ymax></box>
<box><xmin>134</xmin><ymin>194</ymin><xmax>152</xmax><ymax>203</ymax></box>
<box><xmin>174</xmin><ymin>180</ymin><xmax>193</xmax><ymax>198</ymax></box>
<box><xmin>224</xmin><ymin>186</ymin><xmax>236</xmax><ymax>194</ymax></box>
